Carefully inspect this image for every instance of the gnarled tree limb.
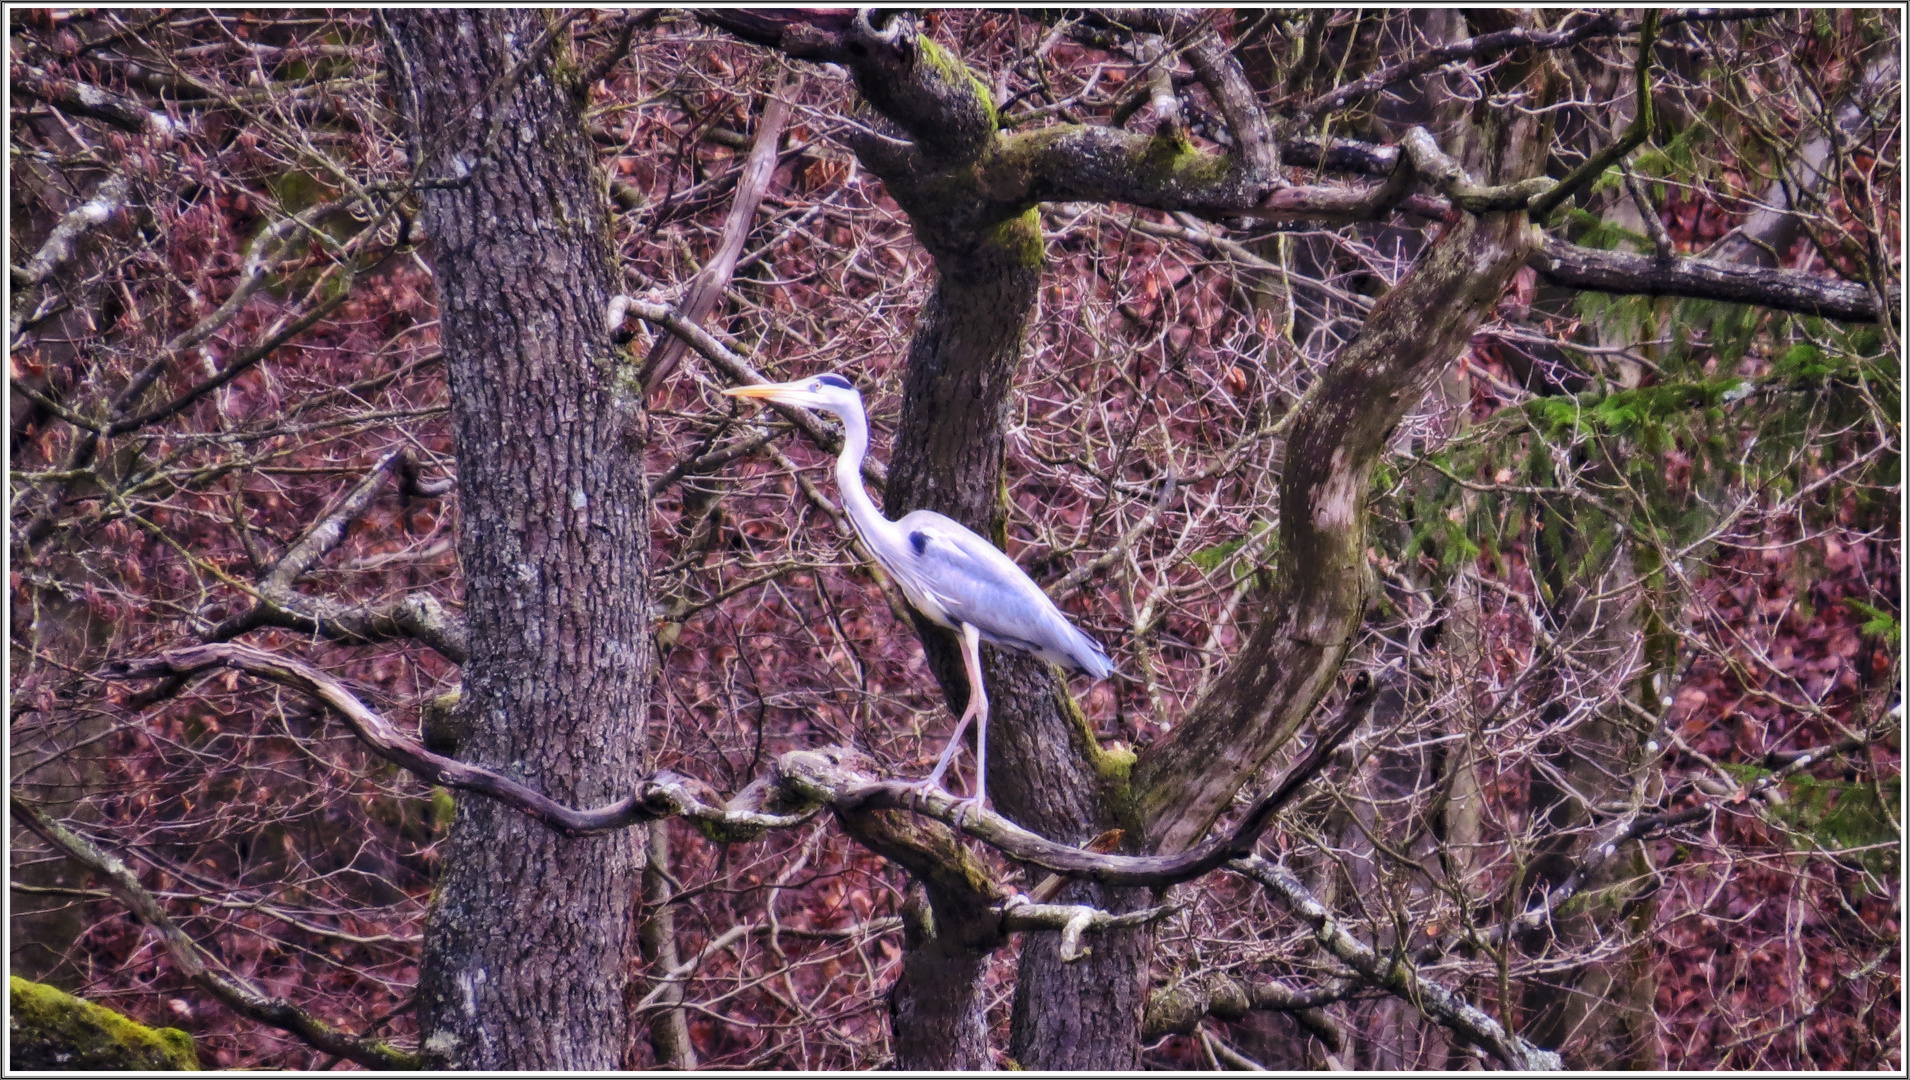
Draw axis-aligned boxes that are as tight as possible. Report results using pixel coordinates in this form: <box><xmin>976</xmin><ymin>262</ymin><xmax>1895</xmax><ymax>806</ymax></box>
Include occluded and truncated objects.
<box><xmin>101</xmin><ymin>644</ymin><xmax>1375</xmax><ymax>889</ymax></box>
<box><xmin>1133</xmin><ymin>201</ymin><xmax>1542</xmax><ymax>853</ymax></box>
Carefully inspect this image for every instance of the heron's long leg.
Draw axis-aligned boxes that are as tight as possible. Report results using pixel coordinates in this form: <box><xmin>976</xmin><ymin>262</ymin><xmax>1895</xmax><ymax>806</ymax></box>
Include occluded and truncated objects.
<box><xmin>923</xmin><ymin>623</ymin><xmax>987</xmax><ymax>792</ymax></box>
<box><xmin>923</xmin><ymin>700</ymin><xmax>975</xmax><ymax>789</ymax></box>
<box><xmin>958</xmin><ymin>623</ymin><xmax>989</xmax><ymax>811</ymax></box>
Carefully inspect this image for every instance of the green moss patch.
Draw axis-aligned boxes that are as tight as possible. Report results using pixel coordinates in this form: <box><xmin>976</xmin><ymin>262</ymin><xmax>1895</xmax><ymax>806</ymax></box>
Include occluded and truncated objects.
<box><xmin>10</xmin><ymin>976</ymin><xmax>200</xmax><ymax>1070</ymax></box>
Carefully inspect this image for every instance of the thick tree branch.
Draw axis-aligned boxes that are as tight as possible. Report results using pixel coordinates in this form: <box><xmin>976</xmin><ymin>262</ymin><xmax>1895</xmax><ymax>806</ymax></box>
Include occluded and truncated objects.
<box><xmin>263</xmin><ymin>449</ymin><xmax>407</xmax><ymax>594</ymax></box>
<box><xmin>1143</xmin><ymin>970</ymin><xmax>1352</xmax><ymax>1050</ymax></box>
<box><xmin>10</xmin><ymin>172</ymin><xmax>131</xmax><ymax>337</ymax></box>
<box><xmin>100</xmin><ymin>645</ymin><xmax>1374</xmax><ymax>889</ymax></box>
<box><xmin>1711</xmin><ymin>52</ymin><xmax>1897</xmax><ymax>268</ymax></box>
<box><xmin>1086</xmin><ymin>9</ymin><xmax>1277</xmax><ymax>176</ymax></box>
<box><xmin>93</xmin><ymin>645</ymin><xmax>1176</xmax><ymax>985</ymax></box>
<box><xmin>1194</xmin><ymin>127</ymin><xmax>1895</xmax><ymax>321</ymax></box>
<box><xmin>1281</xmin><ymin>133</ymin><xmax>1399</xmax><ymax>176</ymax></box>
<box><xmin>1401</xmin><ymin>127</ymin><xmax>1553</xmax><ymax>213</ymax></box>
<box><xmin>697</xmin><ymin>9</ymin><xmax>1286</xmax><ymax>217</ymax></box>
<box><xmin>1134</xmin><ymin>201</ymin><xmax>1540</xmax><ymax>853</ymax></box>
<box><xmin>229</xmin><ymin>589</ymin><xmax>471</xmax><ymax>663</ymax></box>
<box><xmin>1529</xmin><ymin>235</ymin><xmax>1898</xmax><ymax>324</ymax></box>
<box><xmin>774</xmin><ymin>708</ymin><xmax>1374</xmax><ymax>887</ymax></box>
<box><xmin>12</xmin><ymin>63</ymin><xmax>178</xmax><ymax>135</ymax></box>
<box><xmin>10</xmin><ymin>795</ymin><xmax>419</xmax><ymax>1070</ymax></box>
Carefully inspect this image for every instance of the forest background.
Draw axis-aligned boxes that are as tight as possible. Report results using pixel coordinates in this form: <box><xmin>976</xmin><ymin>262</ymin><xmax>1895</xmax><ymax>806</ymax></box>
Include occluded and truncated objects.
<box><xmin>8</xmin><ymin>7</ymin><xmax>1901</xmax><ymax>1072</ymax></box>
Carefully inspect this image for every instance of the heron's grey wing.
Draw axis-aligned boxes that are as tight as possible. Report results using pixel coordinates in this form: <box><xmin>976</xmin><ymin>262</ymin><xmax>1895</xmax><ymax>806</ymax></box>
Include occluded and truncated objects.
<box><xmin>895</xmin><ymin>512</ymin><xmax>1114</xmax><ymax>678</ymax></box>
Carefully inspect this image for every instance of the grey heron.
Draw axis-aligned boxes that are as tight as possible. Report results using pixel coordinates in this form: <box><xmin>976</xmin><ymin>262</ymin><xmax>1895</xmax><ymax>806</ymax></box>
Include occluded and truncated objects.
<box><xmin>724</xmin><ymin>373</ymin><xmax>1114</xmax><ymax>816</ymax></box>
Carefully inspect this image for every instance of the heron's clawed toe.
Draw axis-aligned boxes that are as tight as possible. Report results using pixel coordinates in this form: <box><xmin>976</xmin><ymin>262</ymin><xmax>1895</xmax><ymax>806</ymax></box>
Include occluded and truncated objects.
<box><xmin>949</xmin><ymin>794</ymin><xmax>986</xmax><ymax>831</ymax></box>
<box><xmin>904</xmin><ymin>777</ymin><xmax>947</xmax><ymax>813</ymax></box>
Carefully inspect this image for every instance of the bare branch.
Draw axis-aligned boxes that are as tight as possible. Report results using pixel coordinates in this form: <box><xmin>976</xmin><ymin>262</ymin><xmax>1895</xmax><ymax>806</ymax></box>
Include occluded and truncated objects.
<box><xmin>10</xmin><ymin>171</ymin><xmax>131</xmax><ymax>336</ymax></box>
<box><xmin>641</xmin><ymin>74</ymin><xmax>796</xmax><ymax>390</ymax></box>
<box><xmin>1283</xmin><ymin>9</ymin><xmax>1776</xmax><ymax>136</ymax></box>
<box><xmin>202</xmin><ymin>450</ymin><xmax>468</xmax><ymax>660</ymax></box>
<box><xmin>617</xmin><ymin>295</ymin><xmax>887</xmax><ymax>491</ymax></box>
<box><xmin>10</xmin><ymin>795</ymin><xmax>420</xmax><ymax>1070</ymax></box>
<box><xmin>999</xmin><ymin>895</ymin><xmax>1180</xmax><ymax>962</ymax></box>
<box><xmin>1144</xmin><ymin>970</ymin><xmax>1352</xmax><ymax>1050</ymax></box>
<box><xmin>101</xmin><ymin>644</ymin><xmax>815</xmax><ymax>838</ymax></box>
<box><xmin>1229</xmin><ymin>855</ymin><xmax>1563</xmax><ymax>1071</ymax></box>
<box><xmin>1527</xmin><ymin>11</ymin><xmax>1659</xmax><ymax>221</ymax></box>
<box><xmin>13</xmin><ymin>63</ymin><xmax>178</xmax><ymax>135</ymax></box>
<box><xmin>1400</xmin><ymin>126</ymin><xmax>1553</xmax><ymax>214</ymax></box>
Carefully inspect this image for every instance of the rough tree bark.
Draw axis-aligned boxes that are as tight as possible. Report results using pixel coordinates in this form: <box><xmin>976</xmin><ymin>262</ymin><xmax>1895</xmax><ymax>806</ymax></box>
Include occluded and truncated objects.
<box><xmin>886</xmin><ymin>225</ymin><xmax>1157</xmax><ymax>1072</ymax></box>
<box><xmin>381</xmin><ymin>12</ymin><xmax>651</xmax><ymax>1069</ymax></box>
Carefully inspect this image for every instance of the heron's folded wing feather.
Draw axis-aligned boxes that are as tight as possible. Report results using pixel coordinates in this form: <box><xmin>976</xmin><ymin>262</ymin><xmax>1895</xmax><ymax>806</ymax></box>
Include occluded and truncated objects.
<box><xmin>900</xmin><ymin>518</ymin><xmax>1104</xmax><ymax>667</ymax></box>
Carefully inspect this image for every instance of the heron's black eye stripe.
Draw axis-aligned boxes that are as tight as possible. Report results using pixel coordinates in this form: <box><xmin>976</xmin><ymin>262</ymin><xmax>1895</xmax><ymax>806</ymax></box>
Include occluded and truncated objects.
<box><xmin>909</xmin><ymin>531</ymin><xmax>929</xmax><ymax>555</ymax></box>
<box><xmin>816</xmin><ymin>374</ymin><xmax>853</xmax><ymax>390</ymax></box>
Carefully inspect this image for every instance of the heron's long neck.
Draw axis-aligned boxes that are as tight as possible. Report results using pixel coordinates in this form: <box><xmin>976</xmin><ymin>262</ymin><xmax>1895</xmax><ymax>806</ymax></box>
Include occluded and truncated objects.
<box><xmin>833</xmin><ymin>400</ymin><xmax>893</xmax><ymax>546</ymax></box>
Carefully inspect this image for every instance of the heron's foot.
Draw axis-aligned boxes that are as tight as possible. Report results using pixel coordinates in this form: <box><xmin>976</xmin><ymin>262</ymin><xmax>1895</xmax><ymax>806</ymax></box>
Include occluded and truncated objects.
<box><xmin>903</xmin><ymin>777</ymin><xmax>949</xmax><ymax>814</ymax></box>
<box><xmin>948</xmin><ymin>794</ymin><xmax>987</xmax><ymax>832</ymax></box>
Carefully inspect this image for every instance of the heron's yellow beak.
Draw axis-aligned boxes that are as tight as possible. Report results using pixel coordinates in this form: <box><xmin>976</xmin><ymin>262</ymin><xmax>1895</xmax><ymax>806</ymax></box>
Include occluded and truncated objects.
<box><xmin>721</xmin><ymin>384</ymin><xmax>785</xmax><ymax>400</ymax></box>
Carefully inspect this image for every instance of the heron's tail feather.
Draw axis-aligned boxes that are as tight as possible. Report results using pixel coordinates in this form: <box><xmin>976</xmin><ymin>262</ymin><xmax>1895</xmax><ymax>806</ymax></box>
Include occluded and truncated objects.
<box><xmin>1067</xmin><ymin>625</ymin><xmax>1116</xmax><ymax>682</ymax></box>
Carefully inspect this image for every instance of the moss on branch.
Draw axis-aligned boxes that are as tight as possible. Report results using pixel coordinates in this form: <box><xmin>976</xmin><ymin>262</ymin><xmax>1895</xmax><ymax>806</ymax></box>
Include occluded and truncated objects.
<box><xmin>914</xmin><ymin>37</ymin><xmax>996</xmax><ymax>131</ymax></box>
<box><xmin>982</xmin><ymin>207</ymin><xmax>1044</xmax><ymax>268</ymax></box>
<box><xmin>9</xmin><ymin>977</ymin><xmax>201</xmax><ymax>1071</ymax></box>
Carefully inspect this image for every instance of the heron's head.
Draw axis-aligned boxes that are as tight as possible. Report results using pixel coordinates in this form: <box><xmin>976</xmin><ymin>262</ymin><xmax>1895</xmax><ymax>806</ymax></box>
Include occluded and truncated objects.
<box><xmin>722</xmin><ymin>372</ymin><xmax>860</xmax><ymax>414</ymax></box>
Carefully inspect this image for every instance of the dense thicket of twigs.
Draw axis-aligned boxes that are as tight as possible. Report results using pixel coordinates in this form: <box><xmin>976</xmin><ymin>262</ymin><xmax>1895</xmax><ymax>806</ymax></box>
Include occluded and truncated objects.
<box><xmin>10</xmin><ymin>9</ymin><xmax>1899</xmax><ymax>1069</ymax></box>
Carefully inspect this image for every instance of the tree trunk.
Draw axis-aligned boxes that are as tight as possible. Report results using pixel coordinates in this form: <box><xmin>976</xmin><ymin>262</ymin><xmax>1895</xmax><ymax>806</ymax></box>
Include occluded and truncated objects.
<box><xmin>884</xmin><ymin>221</ymin><xmax>1155</xmax><ymax>1071</ymax></box>
<box><xmin>382</xmin><ymin>12</ymin><xmax>651</xmax><ymax>1069</ymax></box>
<box><xmin>887</xmin><ymin>882</ymin><xmax>994</xmax><ymax>1069</ymax></box>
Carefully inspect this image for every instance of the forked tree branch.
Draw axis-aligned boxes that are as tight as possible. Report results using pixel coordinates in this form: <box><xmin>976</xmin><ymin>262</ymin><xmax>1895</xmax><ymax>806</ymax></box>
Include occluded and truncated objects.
<box><xmin>205</xmin><ymin>449</ymin><xmax>470</xmax><ymax>661</ymax></box>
